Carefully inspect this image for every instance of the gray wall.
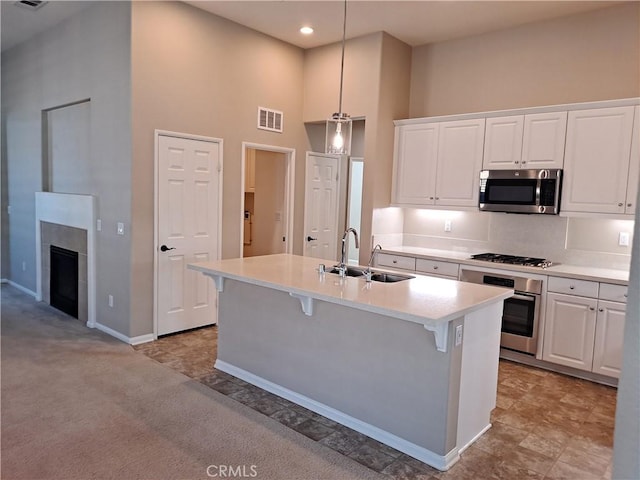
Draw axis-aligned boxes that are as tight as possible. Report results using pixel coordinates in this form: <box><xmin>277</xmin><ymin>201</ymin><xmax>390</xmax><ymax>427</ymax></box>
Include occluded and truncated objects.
<box><xmin>613</xmin><ymin>191</ymin><xmax>640</xmax><ymax>478</ymax></box>
<box><xmin>410</xmin><ymin>3</ymin><xmax>640</xmax><ymax>117</ymax></box>
<box><xmin>1</xmin><ymin>2</ymin><xmax>132</xmax><ymax>332</ymax></box>
<box><xmin>129</xmin><ymin>1</ymin><xmax>309</xmax><ymax>337</ymax></box>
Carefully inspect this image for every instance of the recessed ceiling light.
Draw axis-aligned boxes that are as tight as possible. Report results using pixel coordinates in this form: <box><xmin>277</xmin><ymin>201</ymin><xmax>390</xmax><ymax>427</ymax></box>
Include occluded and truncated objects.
<box><xmin>299</xmin><ymin>26</ymin><xmax>314</xmax><ymax>35</ymax></box>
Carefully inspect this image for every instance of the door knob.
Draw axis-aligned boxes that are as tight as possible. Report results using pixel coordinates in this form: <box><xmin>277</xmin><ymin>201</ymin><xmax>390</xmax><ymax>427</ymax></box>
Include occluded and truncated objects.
<box><xmin>160</xmin><ymin>245</ymin><xmax>176</xmax><ymax>252</ymax></box>
<box><xmin>306</xmin><ymin>236</ymin><xmax>317</xmax><ymax>242</ymax></box>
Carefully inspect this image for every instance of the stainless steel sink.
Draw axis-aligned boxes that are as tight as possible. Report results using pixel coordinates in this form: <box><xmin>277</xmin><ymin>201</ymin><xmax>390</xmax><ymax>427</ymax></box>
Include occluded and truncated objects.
<box><xmin>327</xmin><ymin>266</ymin><xmax>414</xmax><ymax>282</ymax></box>
<box><xmin>327</xmin><ymin>266</ymin><xmax>367</xmax><ymax>277</ymax></box>
<box><xmin>369</xmin><ymin>272</ymin><xmax>415</xmax><ymax>283</ymax></box>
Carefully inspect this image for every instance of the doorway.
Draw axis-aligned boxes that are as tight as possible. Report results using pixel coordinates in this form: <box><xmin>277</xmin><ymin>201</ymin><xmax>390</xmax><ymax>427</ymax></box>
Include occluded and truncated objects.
<box><xmin>154</xmin><ymin>131</ymin><xmax>222</xmax><ymax>337</ymax></box>
<box><xmin>241</xmin><ymin>143</ymin><xmax>295</xmax><ymax>257</ymax></box>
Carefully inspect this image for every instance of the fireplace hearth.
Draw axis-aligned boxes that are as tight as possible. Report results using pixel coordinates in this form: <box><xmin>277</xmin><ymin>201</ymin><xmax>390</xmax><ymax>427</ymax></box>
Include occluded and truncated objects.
<box><xmin>50</xmin><ymin>245</ymin><xmax>79</xmax><ymax>318</ymax></box>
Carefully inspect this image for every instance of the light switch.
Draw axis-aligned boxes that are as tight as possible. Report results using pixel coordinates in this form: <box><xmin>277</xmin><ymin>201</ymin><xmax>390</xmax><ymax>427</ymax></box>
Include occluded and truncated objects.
<box><xmin>117</xmin><ymin>222</ymin><xmax>124</xmax><ymax>235</ymax></box>
<box><xmin>619</xmin><ymin>232</ymin><xmax>630</xmax><ymax>247</ymax></box>
<box><xmin>96</xmin><ymin>219</ymin><xmax>102</xmax><ymax>231</ymax></box>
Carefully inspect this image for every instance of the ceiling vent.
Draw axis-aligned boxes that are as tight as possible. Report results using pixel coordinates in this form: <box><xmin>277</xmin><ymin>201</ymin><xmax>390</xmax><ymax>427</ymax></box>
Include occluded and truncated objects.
<box><xmin>257</xmin><ymin>107</ymin><xmax>283</xmax><ymax>133</ymax></box>
<box><xmin>14</xmin><ymin>0</ymin><xmax>48</xmax><ymax>11</ymax></box>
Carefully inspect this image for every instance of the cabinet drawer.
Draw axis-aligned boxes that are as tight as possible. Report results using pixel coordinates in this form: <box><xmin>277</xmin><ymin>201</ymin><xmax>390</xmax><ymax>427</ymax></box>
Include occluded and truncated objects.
<box><xmin>375</xmin><ymin>253</ymin><xmax>416</xmax><ymax>271</ymax></box>
<box><xmin>599</xmin><ymin>283</ymin><xmax>628</xmax><ymax>303</ymax></box>
<box><xmin>415</xmin><ymin>258</ymin><xmax>459</xmax><ymax>278</ymax></box>
<box><xmin>548</xmin><ymin>276</ymin><xmax>599</xmax><ymax>298</ymax></box>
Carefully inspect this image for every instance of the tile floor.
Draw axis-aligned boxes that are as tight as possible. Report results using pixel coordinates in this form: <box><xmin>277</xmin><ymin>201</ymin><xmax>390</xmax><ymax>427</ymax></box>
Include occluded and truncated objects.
<box><xmin>134</xmin><ymin>326</ymin><xmax>617</xmax><ymax>480</ymax></box>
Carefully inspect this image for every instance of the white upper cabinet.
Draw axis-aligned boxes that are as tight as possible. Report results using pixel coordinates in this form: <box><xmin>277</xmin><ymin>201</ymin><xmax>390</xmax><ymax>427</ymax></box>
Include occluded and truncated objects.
<box><xmin>483</xmin><ymin>116</ymin><xmax>524</xmax><ymax>169</ymax></box>
<box><xmin>483</xmin><ymin>112</ymin><xmax>567</xmax><ymax>170</ymax></box>
<box><xmin>625</xmin><ymin>106</ymin><xmax>640</xmax><ymax>216</ymax></box>
<box><xmin>435</xmin><ymin>119</ymin><xmax>485</xmax><ymax>207</ymax></box>
<box><xmin>392</xmin><ymin>119</ymin><xmax>484</xmax><ymax>208</ymax></box>
<box><xmin>392</xmin><ymin>123</ymin><xmax>438</xmax><ymax>205</ymax></box>
<box><xmin>562</xmin><ymin>106</ymin><xmax>635</xmax><ymax>215</ymax></box>
<box><xmin>521</xmin><ymin>111</ymin><xmax>567</xmax><ymax>169</ymax></box>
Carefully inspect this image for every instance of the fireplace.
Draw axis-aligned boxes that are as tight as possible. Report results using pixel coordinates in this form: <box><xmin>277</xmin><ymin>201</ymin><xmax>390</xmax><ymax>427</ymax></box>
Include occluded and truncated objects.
<box><xmin>35</xmin><ymin>192</ymin><xmax>96</xmax><ymax>327</ymax></box>
<box><xmin>50</xmin><ymin>245</ymin><xmax>79</xmax><ymax>318</ymax></box>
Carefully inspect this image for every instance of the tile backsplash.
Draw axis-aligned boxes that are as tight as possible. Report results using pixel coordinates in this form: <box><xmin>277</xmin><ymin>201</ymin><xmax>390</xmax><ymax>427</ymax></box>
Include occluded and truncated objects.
<box><xmin>373</xmin><ymin>208</ymin><xmax>634</xmax><ymax>271</ymax></box>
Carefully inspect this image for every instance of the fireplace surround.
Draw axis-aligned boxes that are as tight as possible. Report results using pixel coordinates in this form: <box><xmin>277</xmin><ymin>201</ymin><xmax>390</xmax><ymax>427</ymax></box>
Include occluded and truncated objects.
<box><xmin>35</xmin><ymin>192</ymin><xmax>96</xmax><ymax>327</ymax></box>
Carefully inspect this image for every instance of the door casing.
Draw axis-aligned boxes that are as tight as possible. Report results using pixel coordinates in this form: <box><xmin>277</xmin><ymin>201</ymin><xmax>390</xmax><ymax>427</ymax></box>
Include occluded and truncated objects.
<box><xmin>239</xmin><ymin>142</ymin><xmax>295</xmax><ymax>257</ymax></box>
<box><xmin>153</xmin><ymin>129</ymin><xmax>223</xmax><ymax>339</ymax></box>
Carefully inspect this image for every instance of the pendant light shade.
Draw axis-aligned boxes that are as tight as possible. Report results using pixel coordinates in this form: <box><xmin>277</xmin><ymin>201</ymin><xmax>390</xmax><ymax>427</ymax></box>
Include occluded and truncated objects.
<box><xmin>325</xmin><ymin>0</ymin><xmax>352</xmax><ymax>156</ymax></box>
<box><xmin>325</xmin><ymin>112</ymin><xmax>352</xmax><ymax>155</ymax></box>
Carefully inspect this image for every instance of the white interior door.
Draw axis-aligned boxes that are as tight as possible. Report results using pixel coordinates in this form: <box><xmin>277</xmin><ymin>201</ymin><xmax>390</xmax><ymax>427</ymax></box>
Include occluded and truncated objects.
<box><xmin>303</xmin><ymin>152</ymin><xmax>342</xmax><ymax>261</ymax></box>
<box><xmin>156</xmin><ymin>134</ymin><xmax>221</xmax><ymax>336</ymax></box>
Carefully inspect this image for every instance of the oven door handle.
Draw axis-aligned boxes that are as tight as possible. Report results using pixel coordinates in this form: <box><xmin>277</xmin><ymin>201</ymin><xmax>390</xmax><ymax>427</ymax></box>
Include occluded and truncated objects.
<box><xmin>511</xmin><ymin>293</ymin><xmax>537</xmax><ymax>302</ymax></box>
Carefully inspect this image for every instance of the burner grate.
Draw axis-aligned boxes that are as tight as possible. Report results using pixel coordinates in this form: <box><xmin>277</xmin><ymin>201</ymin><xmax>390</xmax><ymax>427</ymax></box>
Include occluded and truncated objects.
<box><xmin>470</xmin><ymin>252</ymin><xmax>553</xmax><ymax>268</ymax></box>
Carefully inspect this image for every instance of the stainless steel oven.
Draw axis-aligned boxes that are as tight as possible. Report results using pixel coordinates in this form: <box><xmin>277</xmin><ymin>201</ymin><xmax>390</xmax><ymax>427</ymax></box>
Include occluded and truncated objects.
<box><xmin>460</xmin><ymin>268</ymin><xmax>542</xmax><ymax>355</ymax></box>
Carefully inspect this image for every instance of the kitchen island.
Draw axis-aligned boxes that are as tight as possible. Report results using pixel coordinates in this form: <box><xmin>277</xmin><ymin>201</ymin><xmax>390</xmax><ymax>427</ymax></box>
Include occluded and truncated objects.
<box><xmin>188</xmin><ymin>254</ymin><xmax>513</xmax><ymax>470</ymax></box>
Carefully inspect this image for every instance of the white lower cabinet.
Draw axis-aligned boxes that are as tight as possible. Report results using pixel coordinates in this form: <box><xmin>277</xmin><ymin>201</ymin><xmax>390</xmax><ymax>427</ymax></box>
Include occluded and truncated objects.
<box><xmin>543</xmin><ymin>279</ymin><xmax>627</xmax><ymax>379</ymax></box>
<box><xmin>592</xmin><ymin>301</ymin><xmax>626</xmax><ymax>378</ymax></box>
<box><xmin>415</xmin><ymin>258</ymin><xmax>459</xmax><ymax>279</ymax></box>
<box><xmin>374</xmin><ymin>253</ymin><xmax>461</xmax><ymax>280</ymax></box>
<box><xmin>543</xmin><ymin>293</ymin><xmax>597</xmax><ymax>371</ymax></box>
<box><xmin>375</xmin><ymin>253</ymin><xmax>416</xmax><ymax>271</ymax></box>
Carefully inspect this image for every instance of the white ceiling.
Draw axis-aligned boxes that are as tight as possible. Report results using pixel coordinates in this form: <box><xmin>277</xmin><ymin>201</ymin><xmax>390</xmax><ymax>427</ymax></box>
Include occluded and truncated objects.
<box><xmin>1</xmin><ymin>1</ymin><xmax>623</xmax><ymax>52</ymax></box>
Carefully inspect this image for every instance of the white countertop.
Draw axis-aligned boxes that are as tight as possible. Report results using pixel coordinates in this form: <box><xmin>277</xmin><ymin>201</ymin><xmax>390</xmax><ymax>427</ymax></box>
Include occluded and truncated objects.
<box><xmin>188</xmin><ymin>254</ymin><xmax>513</xmax><ymax>326</ymax></box>
<box><xmin>382</xmin><ymin>246</ymin><xmax>630</xmax><ymax>285</ymax></box>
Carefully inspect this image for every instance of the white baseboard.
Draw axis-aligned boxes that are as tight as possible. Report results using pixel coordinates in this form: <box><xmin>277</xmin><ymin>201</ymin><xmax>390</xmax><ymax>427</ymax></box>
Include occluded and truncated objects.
<box><xmin>215</xmin><ymin>360</ymin><xmax>459</xmax><ymax>472</ymax></box>
<box><xmin>94</xmin><ymin>322</ymin><xmax>154</xmax><ymax>345</ymax></box>
<box><xmin>130</xmin><ymin>333</ymin><xmax>155</xmax><ymax>345</ymax></box>
<box><xmin>3</xmin><ymin>280</ymin><xmax>37</xmax><ymax>298</ymax></box>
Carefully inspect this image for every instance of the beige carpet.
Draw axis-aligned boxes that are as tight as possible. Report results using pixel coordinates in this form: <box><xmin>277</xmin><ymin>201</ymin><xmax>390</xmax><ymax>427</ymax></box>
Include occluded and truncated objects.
<box><xmin>0</xmin><ymin>285</ymin><xmax>385</xmax><ymax>480</ymax></box>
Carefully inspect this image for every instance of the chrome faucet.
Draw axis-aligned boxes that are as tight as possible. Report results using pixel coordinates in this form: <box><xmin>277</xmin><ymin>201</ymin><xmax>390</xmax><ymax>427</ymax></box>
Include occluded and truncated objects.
<box><xmin>366</xmin><ymin>244</ymin><xmax>382</xmax><ymax>271</ymax></box>
<box><xmin>364</xmin><ymin>244</ymin><xmax>382</xmax><ymax>282</ymax></box>
<box><xmin>338</xmin><ymin>227</ymin><xmax>359</xmax><ymax>276</ymax></box>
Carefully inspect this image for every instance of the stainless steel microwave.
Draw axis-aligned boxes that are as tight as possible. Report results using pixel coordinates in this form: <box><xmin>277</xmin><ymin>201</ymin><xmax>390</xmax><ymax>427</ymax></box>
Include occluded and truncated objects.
<box><xmin>479</xmin><ymin>169</ymin><xmax>562</xmax><ymax>214</ymax></box>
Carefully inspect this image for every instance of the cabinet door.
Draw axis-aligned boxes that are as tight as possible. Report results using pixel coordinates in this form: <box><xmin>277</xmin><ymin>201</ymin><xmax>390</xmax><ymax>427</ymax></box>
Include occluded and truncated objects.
<box><xmin>483</xmin><ymin>116</ymin><xmax>524</xmax><ymax>170</ymax></box>
<box><xmin>562</xmin><ymin>106</ymin><xmax>635</xmax><ymax>214</ymax></box>
<box><xmin>435</xmin><ymin>119</ymin><xmax>485</xmax><ymax>207</ymax></box>
<box><xmin>626</xmin><ymin>106</ymin><xmax>640</xmax><ymax>215</ymax></box>
<box><xmin>542</xmin><ymin>292</ymin><xmax>597</xmax><ymax>371</ymax></box>
<box><xmin>522</xmin><ymin>111</ymin><xmax>567</xmax><ymax>169</ymax></box>
<box><xmin>592</xmin><ymin>301</ymin><xmax>626</xmax><ymax>378</ymax></box>
<box><xmin>392</xmin><ymin>124</ymin><xmax>438</xmax><ymax>205</ymax></box>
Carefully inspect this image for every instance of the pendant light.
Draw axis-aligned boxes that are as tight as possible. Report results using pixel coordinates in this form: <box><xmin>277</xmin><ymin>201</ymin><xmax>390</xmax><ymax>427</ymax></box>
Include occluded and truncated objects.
<box><xmin>325</xmin><ymin>0</ymin><xmax>352</xmax><ymax>156</ymax></box>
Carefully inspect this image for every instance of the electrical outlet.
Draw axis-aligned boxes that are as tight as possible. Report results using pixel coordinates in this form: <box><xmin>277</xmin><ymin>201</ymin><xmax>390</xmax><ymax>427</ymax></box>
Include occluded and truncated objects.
<box><xmin>619</xmin><ymin>232</ymin><xmax>630</xmax><ymax>247</ymax></box>
<box><xmin>108</xmin><ymin>295</ymin><xmax>114</xmax><ymax>308</ymax></box>
<box><xmin>444</xmin><ymin>220</ymin><xmax>452</xmax><ymax>232</ymax></box>
<box><xmin>97</xmin><ymin>219</ymin><xmax>102</xmax><ymax>231</ymax></box>
<box><xmin>7</xmin><ymin>206</ymin><xmax>11</xmax><ymax>215</ymax></box>
<box><xmin>455</xmin><ymin>325</ymin><xmax>463</xmax><ymax>346</ymax></box>
<box><xmin>22</xmin><ymin>261</ymin><xmax>26</xmax><ymax>272</ymax></box>
<box><xmin>117</xmin><ymin>222</ymin><xmax>124</xmax><ymax>235</ymax></box>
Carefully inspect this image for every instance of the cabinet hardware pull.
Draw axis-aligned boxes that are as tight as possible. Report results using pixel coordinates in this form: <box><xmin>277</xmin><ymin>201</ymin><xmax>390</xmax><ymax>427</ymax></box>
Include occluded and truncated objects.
<box><xmin>628</xmin><ymin>203</ymin><xmax>632</xmax><ymax>207</ymax></box>
<box><xmin>599</xmin><ymin>308</ymin><xmax>604</xmax><ymax>312</ymax></box>
<box><xmin>589</xmin><ymin>307</ymin><xmax>595</xmax><ymax>311</ymax></box>
<box><xmin>433</xmin><ymin>266</ymin><xmax>438</xmax><ymax>270</ymax></box>
<box><xmin>569</xmin><ymin>285</ymin><xmax>575</xmax><ymax>289</ymax></box>
<box><xmin>618</xmin><ymin>202</ymin><xmax>623</xmax><ymax>207</ymax></box>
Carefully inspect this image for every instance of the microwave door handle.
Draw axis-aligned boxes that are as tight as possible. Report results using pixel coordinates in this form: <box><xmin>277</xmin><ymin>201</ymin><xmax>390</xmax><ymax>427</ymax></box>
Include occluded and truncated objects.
<box><xmin>535</xmin><ymin>181</ymin><xmax>541</xmax><ymax>206</ymax></box>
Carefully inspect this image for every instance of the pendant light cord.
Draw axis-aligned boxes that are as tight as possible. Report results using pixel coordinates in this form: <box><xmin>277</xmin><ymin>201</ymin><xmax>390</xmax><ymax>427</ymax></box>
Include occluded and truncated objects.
<box><xmin>338</xmin><ymin>0</ymin><xmax>347</xmax><ymax>116</ymax></box>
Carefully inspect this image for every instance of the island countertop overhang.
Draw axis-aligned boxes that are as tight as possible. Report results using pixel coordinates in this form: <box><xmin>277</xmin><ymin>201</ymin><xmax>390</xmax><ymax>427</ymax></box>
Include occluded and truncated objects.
<box><xmin>188</xmin><ymin>254</ymin><xmax>513</xmax><ymax>326</ymax></box>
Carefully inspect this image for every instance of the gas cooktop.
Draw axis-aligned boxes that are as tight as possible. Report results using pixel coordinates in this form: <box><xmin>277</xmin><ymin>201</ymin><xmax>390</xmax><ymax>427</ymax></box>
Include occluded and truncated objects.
<box><xmin>470</xmin><ymin>252</ymin><xmax>553</xmax><ymax>268</ymax></box>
